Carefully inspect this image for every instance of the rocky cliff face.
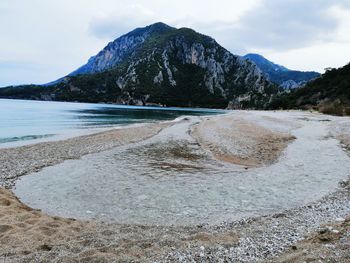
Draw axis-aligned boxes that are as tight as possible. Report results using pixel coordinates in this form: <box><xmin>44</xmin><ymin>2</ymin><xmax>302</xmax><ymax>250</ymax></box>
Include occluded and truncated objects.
<box><xmin>109</xmin><ymin>28</ymin><xmax>272</xmax><ymax>107</ymax></box>
<box><xmin>0</xmin><ymin>23</ymin><xmax>277</xmax><ymax>109</ymax></box>
<box><xmin>71</xmin><ymin>23</ymin><xmax>174</xmax><ymax>75</ymax></box>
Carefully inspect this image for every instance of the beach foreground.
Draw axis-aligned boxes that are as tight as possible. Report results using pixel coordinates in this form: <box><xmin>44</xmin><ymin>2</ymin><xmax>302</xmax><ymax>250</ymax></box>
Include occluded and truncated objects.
<box><xmin>0</xmin><ymin>111</ymin><xmax>349</xmax><ymax>262</ymax></box>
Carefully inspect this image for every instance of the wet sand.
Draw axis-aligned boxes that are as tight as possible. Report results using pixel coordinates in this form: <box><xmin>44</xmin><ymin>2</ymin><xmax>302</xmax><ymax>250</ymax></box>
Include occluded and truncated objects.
<box><xmin>1</xmin><ymin>111</ymin><xmax>350</xmax><ymax>262</ymax></box>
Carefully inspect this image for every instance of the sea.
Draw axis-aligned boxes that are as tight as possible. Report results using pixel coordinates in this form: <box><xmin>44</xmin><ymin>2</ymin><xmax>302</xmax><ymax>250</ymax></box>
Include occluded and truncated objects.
<box><xmin>0</xmin><ymin>99</ymin><xmax>223</xmax><ymax>148</ymax></box>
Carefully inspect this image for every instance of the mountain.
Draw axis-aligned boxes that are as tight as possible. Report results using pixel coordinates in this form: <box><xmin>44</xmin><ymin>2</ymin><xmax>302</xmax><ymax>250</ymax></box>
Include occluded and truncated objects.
<box><xmin>269</xmin><ymin>63</ymin><xmax>350</xmax><ymax>115</ymax></box>
<box><xmin>0</xmin><ymin>22</ymin><xmax>277</xmax><ymax>109</ymax></box>
<box><xmin>70</xmin><ymin>23</ymin><xmax>176</xmax><ymax>76</ymax></box>
<box><xmin>244</xmin><ymin>53</ymin><xmax>320</xmax><ymax>89</ymax></box>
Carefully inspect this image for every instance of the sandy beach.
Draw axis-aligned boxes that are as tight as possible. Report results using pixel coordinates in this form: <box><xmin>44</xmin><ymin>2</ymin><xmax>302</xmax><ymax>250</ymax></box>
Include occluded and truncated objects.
<box><xmin>1</xmin><ymin>110</ymin><xmax>350</xmax><ymax>262</ymax></box>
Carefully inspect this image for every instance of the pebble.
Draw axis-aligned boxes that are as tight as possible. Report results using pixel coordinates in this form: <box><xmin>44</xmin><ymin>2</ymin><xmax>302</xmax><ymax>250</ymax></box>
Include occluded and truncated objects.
<box><xmin>162</xmin><ymin>184</ymin><xmax>350</xmax><ymax>262</ymax></box>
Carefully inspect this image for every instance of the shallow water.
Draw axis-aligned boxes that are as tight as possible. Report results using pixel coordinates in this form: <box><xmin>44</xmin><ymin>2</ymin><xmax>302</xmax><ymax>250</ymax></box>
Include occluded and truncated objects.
<box><xmin>14</xmin><ymin>113</ymin><xmax>350</xmax><ymax>225</ymax></box>
<box><xmin>0</xmin><ymin>99</ymin><xmax>221</xmax><ymax>147</ymax></box>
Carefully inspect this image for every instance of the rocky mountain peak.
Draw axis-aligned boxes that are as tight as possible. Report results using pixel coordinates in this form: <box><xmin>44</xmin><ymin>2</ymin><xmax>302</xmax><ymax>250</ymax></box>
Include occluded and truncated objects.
<box><xmin>70</xmin><ymin>22</ymin><xmax>175</xmax><ymax>76</ymax></box>
<box><xmin>0</xmin><ymin>23</ymin><xmax>278</xmax><ymax>109</ymax></box>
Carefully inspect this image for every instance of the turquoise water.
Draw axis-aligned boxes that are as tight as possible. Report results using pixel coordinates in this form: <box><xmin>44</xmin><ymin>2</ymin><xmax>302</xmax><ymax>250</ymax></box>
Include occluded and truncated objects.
<box><xmin>0</xmin><ymin>99</ymin><xmax>223</xmax><ymax>147</ymax></box>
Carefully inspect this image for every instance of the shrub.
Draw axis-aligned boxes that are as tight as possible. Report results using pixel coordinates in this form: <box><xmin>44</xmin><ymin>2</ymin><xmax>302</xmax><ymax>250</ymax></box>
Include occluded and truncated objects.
<box><xmin>319</xmin><ymin>101</ymin><xmax>344</xmax><ymax>116</ymax></box>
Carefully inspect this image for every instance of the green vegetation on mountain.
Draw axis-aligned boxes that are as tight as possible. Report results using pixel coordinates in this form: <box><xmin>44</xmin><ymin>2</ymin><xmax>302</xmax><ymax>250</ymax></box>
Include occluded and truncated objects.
<box><xmin>0</xmin><ymin>23</ymin><xmax>277</xmax><ymax>109</ymax></box>
<box><xmin>269</xmin><ymin>63</ymin><xmax>350</xmax><ymax>115</ymax></box>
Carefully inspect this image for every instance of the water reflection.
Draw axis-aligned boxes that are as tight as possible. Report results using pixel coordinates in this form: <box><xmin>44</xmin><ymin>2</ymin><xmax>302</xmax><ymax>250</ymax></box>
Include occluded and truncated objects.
<box><xmin>0</xmin><ymin>99</ymin><xmax>224</xmax><ymax>145</ymax></box>
<box><xmin>70</xmin><ymin>107</ymin><xmax>222</xmax><ymax>127</ymax></box>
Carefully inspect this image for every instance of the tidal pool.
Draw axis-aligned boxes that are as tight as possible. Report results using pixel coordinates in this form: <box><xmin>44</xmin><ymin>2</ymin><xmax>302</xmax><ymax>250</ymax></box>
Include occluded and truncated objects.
<box><xmin>14</xmin><ymin>115</ymin><xmax>350</xmax><ymax>225</ymax></box>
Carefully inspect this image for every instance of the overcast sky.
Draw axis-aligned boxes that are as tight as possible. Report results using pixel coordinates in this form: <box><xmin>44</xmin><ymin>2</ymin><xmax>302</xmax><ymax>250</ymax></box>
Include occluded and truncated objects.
<box><xmin>1</xmin><ymin>0</ymin><xmax>349</xmax><ymax>86</ymax></box>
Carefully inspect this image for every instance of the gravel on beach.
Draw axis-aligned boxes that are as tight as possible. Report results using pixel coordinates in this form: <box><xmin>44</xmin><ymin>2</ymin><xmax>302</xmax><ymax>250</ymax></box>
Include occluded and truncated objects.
<box><xmin>0</xmin><ymin>122</ymin><xmax>170</xmax><ymax>188</ymax></box>
<box><xmin>0</xmin><ymin>111</ymin><xmax>349</xmax><ymax>262</ymax></box>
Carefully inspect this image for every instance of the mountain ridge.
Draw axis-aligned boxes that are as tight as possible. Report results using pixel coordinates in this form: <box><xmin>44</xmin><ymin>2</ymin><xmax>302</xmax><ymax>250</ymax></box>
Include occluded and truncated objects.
<box><xmin>244</xmin><ymin>53</ymin><xmax>320</xmax><ymax>89</ymax></box>
<box><xmin>0</xmin><ymin>22</ymin><xmax>277</xmax><ymax>109</ymax></box>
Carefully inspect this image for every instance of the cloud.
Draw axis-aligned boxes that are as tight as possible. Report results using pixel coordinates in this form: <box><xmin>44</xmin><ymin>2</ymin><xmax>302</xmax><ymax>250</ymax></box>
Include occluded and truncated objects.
<box><xmin>88</xmin><ymin>4</ymin><xmax>156</xmax><ymax>39</ymax></box>
<box><xmin>87</xmin><ymin>0</ymin><xmax>350</xmax><ymax>54</ymax></box>
<box><xmin>0</xmin><ymin>60</ymin><xmax>49</xmax><ymax>86</ymax></box>
<box><xmin>0</xmin><ymin>60</ymin><xmax>43</xmax><ymax>70</ymax></box>
<box><xmin>1</xmin><ymin>0</ymin><xmax>349</xmax><ymax>85</ymax></box>
<box><xmin>214</xmin><ymin>0</ymin><xmax>350</xmax><ymax>52</ymax></box>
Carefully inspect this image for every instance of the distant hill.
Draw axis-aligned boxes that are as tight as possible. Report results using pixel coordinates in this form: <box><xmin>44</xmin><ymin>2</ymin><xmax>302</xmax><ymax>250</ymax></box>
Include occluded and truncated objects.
<box><xmin>0</xmin><ymin>23</ymin><xmax>278</xmax><ymax>109</ymax></box>
<box><xmin>269</xmin><ymin>63</ymin><xmax>350</xmax><ymax>115</ymax></box>
<box><xmin>244</xmin><ymin>54</ymin><xmax>320</xmax><ymax>89</ymax></box>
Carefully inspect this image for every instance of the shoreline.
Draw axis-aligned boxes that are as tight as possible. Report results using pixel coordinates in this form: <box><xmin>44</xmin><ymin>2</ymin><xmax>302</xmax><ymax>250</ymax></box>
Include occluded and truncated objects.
<box><xmin>1</xmin><ymin>111</ymin><xmax>350</xmax><ymax>262</ymax></box>
<box><xmin>0</xmin><ymin>98</ymin><xmax>225</xmax><ymax>150</ymax></box>
<box><xmin>0</xmin><ymin>120</ymin><xmax>174</xmax><ymax>188</ymax></box>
